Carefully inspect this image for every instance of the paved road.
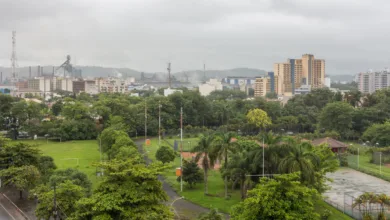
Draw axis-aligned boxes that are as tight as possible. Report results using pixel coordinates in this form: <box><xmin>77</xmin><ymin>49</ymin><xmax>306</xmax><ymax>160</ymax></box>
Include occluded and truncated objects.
<box><xmin>0</xmin><ymin>202</ymin><xmax>18</xmax><ymax>220</ymax></box>
<box><xmin>0</xmin><ymin>194</ymin><xmax>27</xmax><ymax>220</ymax></box>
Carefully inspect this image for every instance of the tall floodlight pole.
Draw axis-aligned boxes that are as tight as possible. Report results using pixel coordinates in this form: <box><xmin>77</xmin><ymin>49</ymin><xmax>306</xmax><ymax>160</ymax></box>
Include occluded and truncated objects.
<box><xmin>99</xmin><ymin>137</ymin><xmax>103</xmax><ymax>176</ymax></box>
<box><xmin>159</xmin><ymin>101</ymin><xmax>161</xmax><ymax>147</ymax></box>
<box><xmin>145</xmin><ymin>99</ymin><xmax>147</xmax><ymax>145</ymax></box>
<box><xmin>180</xmin><ymin>107</ymin><xmax>183</xmax><ymax>192</ymax></box>
<box><xmin>262</xmin><ymin>137</ymin><xmax>265</xmax><ymax>177</ymax></box>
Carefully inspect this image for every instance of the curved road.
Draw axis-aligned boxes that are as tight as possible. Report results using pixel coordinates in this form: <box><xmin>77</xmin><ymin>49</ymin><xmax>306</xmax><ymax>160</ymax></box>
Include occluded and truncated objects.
<box><xmin>137</xmin><ymin>141</ymin><xmax>214</xmax><ymax>219</ymax></box>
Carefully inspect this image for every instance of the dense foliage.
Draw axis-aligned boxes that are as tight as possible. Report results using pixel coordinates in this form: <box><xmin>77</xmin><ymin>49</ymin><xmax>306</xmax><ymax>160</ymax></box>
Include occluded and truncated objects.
<box><xmin>231</xmin><ymin>173</ymin><xmax>320</xmax><ymax>220</ymax></box>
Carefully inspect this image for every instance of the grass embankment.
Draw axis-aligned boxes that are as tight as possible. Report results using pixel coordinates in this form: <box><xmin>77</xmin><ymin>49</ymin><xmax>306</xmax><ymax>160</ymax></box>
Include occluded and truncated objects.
<box><xmin>315</xmin><ymin>200</ymin><xmax>353</xmax><ymax>220</ymax></box>
<box><xmin>347</xmin><ymin>145</ymin><xmax>390</xmax><ymax>181</ymax></box>
<box><xmin>15</xmin><ymin>139</ymin><xmax>101</xmax><ymax>188</ymax></box>
<box><xmin>145</xmin><ymin>138</ymin><xmax>352</xmax><ymax>219</ymax></box>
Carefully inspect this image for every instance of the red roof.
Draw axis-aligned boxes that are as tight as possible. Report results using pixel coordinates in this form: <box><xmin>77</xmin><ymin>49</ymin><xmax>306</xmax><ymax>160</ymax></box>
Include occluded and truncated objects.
<box><xmin>312</xmin><ymin>137</ymin><xmax>348</xmax><ymax>149</ymax></box>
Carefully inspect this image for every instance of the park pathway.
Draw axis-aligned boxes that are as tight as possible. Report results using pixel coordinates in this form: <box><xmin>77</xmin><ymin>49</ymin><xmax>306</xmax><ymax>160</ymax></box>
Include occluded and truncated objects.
<box><xmin>136</xmin><ymin>140</ymin><xmax>226</xmax><ymax>220</ymax></box>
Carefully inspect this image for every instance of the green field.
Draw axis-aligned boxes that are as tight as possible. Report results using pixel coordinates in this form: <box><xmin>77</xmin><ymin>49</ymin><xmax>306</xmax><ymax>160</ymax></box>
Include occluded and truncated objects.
<box><xmin>15</xmin><ymin>139</ymin><xmax>101</xmax><ymax>188</ymax></box>
<box><xmin>348</xmin><ymin>152</ymin><xmax>390</xmax><ymax>181</ymax></box>
<box><xmin>145</xmin><ymin>138</ymin><xmax>352</xmax><ymax>219</ymax></box>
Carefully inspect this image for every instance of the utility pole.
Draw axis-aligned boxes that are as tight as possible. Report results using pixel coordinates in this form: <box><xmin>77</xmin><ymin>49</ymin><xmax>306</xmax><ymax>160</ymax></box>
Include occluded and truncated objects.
<box><xmin>145</xmin><ymin>99</ymin><xmax>147</xmax><ymax>145</ymax></box>
<box><xmin>203</xmin><ymin>63</ymin><xmax>206</xmax><ymax>82</ymax></box>
<box><xmin>53</xmin><ymin>183</ymin><xmax>57</xmax><ymax>220</ymax></box>
<box><xmin>159</xmin><ymin>101</ymin><xmax>161</xmax><ymax>147</ymax></box>
<box><xmin>180</xmin><ymin>107</ymin><xmax>183</xmax><ymax>192</ymax></box>
<box><xmin>167</xmin><ymin>62</ymin><xmax>171</xmax><ymax>88</ymax></box>
<box><xmin>262</xmin><ymin>137</ymin><xmax>265</xmax><ymax>177</ymax></box>
<box><xmin>99</xmin><ymin>137</ymin><xmax>103</xmax><ymax>176</ymax></box>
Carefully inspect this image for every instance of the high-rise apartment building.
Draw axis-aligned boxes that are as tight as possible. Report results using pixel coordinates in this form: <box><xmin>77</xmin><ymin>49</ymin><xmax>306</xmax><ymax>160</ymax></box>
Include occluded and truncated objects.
<box><xmin>274</xmin><ymin>54</ymin><xmax>325</xmax><ymax>95</ymax></box>
<box><xmin>254</xmin><ymin>72</ymin><xmax>280</xmax><ymax>97</ymax></box>
<box><xmin>356</xmin><ymin>70</ymin><xmax>390</xmax><ymax>94</ymax></box>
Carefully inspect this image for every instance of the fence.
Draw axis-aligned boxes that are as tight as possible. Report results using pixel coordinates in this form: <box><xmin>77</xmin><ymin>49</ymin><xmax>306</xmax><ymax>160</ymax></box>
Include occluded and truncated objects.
<box><xmin>346</xmin><ymin>150</ymin><xmax>390</xmax><ymax>182</ymax></box>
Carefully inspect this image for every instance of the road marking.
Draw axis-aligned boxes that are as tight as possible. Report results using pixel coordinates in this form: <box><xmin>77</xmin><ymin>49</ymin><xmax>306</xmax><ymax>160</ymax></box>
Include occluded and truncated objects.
<box><xmin>0</xmin><ymin>202</ymin><xmax>16</xmax><ymax>220</ymax></box>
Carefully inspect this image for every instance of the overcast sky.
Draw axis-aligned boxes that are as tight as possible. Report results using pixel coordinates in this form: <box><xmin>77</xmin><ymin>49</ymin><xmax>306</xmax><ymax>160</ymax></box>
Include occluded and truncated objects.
<box><xmin>0</xmin><ymin>0</ymin><xmax>390</xmax><ymax>75</ymax></box>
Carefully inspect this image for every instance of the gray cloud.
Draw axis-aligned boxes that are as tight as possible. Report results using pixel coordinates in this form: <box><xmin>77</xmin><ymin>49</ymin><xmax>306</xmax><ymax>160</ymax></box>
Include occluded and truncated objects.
<box><xmin>0</xmin><ymin>0</ymin><xmax>390</xmax><ymax>75</ymax></box>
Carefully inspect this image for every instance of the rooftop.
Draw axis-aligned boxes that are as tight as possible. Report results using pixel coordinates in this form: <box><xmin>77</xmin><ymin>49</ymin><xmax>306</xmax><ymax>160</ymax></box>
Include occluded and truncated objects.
<box><xmin>312</xmin><ymin>137</ymin><xmax>348</xmax><ymax>149</ymax></box>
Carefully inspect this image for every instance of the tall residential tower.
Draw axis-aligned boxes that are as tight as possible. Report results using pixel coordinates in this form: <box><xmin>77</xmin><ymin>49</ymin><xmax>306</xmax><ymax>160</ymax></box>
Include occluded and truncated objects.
<box><xmin>273</xmin><ymin>54</ymin><xmax>325</xmax><ymax>96</ymax></box>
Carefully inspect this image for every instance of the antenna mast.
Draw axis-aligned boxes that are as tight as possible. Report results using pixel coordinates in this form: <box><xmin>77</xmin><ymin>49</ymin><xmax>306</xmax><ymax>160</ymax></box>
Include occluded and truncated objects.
<box><xmin>11</xmin><ymin>31</ymin><xmax>18</xmax><ymax>83</ymax></box>
<box><xmin>203</xmin><ymin>63</ymin><xmax>206</xmax><ymax>82</ymax></box>
<box><xmin>167</xmin><ymin>62</ymin><xmax>171</xmax><ymax>88</ymax></box>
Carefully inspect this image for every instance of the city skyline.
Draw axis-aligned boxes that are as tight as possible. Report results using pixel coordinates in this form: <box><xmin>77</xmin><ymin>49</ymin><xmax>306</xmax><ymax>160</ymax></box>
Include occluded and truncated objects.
<box><xmin>2</xmin><ymin>0</ymin><xmax>390</xmax><ymax>75</ymax></box>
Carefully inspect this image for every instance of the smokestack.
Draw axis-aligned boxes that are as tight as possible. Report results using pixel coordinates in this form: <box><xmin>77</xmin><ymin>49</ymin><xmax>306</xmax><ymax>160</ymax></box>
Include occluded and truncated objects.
<box><xmin>29</xmin><ymin>66</ymin><xmax>31</xmax><ymax>78</ymax></box>
<box><xmin>167</xmin><ymin>62</ymin><xmax>171</xmax><ymax>88</ymax></box>
<box><xmin>52</xmin><ymin>66</ymin><xmax>55</xmax><ymax>77</ymax></box>
<box><xmin>38</xmin><ymin>65</ymin><xmax>40</xmax><ymax>76</ymax></box>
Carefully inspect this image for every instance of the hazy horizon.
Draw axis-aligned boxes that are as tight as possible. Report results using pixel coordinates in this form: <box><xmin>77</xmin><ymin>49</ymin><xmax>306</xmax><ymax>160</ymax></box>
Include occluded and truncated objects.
<box><xmin>2</xmin><ymin>0</ymin><xmax>390</xmax><ymax>75</ymax></box>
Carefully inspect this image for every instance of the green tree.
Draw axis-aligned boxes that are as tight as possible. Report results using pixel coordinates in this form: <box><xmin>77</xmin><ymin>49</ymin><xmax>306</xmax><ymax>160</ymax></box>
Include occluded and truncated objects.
<box><xmin>50</xmin><ymin>168</ymin><xmax>92</xmax><ymax>194</ymax></box>
<box><xmin>276</xmin><ymin>116</ymin><xmax>299</xmax><ymax>131</ymax></box>
<box><xmin>265</xmin><ymin>92</ymin><xmax>278</xmax><ymax>99</ymax></box>
<box><xmin>37</xmin><ymin>156</ymin><xmax>57</xmax><ymax>181</ymax></box>
<box><xmin>279</xmin><ymin>142</ymin><xmax>320</xmax><ymax>185</ymax></box>
<box><xmin>231</xmin><ymin>173</ymin><xmax>320</xmax><ymax>220</ymax></box>
<box><xmin>71</xmin><ymin>159</ymin><xmax>172</xmax><ymax>220</ymax></box>
<box><xmin>246</xmin><ymin>108</ymin><xmax>272</xmax><ymax>132</ymax></box>
<box><xmin>62</xmin><ymin>101</ymin><xmax>90</xmax><ymax>120</ymax></box>
<box><xmin>99</xmin><ymin>127</ymin><xmax>136</xmax><ymax>159</ymax></box>
<box><xmin>155</xmin><ymin>145</ymin><xmax>176</xmax><ymax>164</ymax></box>
<box><xmin>51</xmin><ymin>100</ymin><xmax>63</xmax><ymax>116</ymax></box>
<box><xmin>197</xmin><ymin>209</ymin><xmax>225</xmax><ymax>220</ymax></box>
<box><xmin>319</xmin><ymin>101</ymin><xmax>354</xmax><ymax>137</ymax></box>
<box><xmin>191</xmin><ymin>135</ymin><xmax>216</xmax><ymax>195</ymax></box>
<box><xmin>362</xmin><ymin>121</ymin><xmax>390</xmax><ymax>147</ymax></box>
<box><xmin>0</xmin><ymin>142</ymin><xmax>40</xmax><ymax>168</ymax></box>
<box><xmin>212</xmin><ymin>132</ymin><xmax>237</xmax><ymax>198</ymax></box>
<box><xmin>31</xmin><ymin>180</ymin><xmax>84</xmax><ymax>219</ymax></box>
<box><xmin>225</xmin><ymin>148</ymin><xmax>252</xmax><ymax>199</ymax></box>
<box><xmin>178</xmin><ymin>159</ymin><xmax>203</xmax><ymax>188</ymax></box>
<box><xmin>0</xmin><ymin>165</ymin><xmax>40</xmax><ymax>199</ymax></box>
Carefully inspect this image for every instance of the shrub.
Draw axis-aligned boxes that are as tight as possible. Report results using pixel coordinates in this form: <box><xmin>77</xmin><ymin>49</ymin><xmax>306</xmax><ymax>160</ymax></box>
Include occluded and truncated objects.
<box><xmin>155</xmin><ymin>146</ymin><xmax>176</xmax><ymax>164</ymax></box>
<box><xmin>320</xmin><ymin>209</ymin><xmax>332</xmax><ymax>220</ymax></box>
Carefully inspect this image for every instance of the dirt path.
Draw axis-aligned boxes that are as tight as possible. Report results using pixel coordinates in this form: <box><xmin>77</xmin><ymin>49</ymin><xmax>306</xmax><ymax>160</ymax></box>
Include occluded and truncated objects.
<box><xmin>137</xmin><ymin>141</ymin><xmax>223</xmax><ymax>220</ymax></box>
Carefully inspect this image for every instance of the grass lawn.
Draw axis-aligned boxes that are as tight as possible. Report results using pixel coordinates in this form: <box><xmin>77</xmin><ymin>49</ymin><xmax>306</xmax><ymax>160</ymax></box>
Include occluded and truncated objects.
<box><xmin>315</xmin><ymin>200</ymin><xmax>353</xmax><ymax>220</ymax></box>
<box><xmin>14</xmin><ymin>139</ymin><xmax>101</xmax><ymax>188</ymax></box>
<box><xmin>348</xmin><ymin>153</ymin><xmax>390</xmax><ymax>181</ymax></box>
<box><xmin>144</xmin><ymin>138</ymin><xmax>241</xmax><ymax>214</ymax></box>
<box><xmin>145</xmin><ymin>138</ymin><xmax>352</xmax><ymax>219</ymax></box>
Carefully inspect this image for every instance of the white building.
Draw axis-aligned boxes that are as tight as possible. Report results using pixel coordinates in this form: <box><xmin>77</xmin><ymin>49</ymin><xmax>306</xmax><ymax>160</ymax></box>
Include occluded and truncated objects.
<box><xmin>356</xmin><ymin>70</ymin><xmax>390</xmax><ymax>94</ymax></box>
<box><xmin>324</xmin><ymin>77</ymin><xmax>331</xmax><ymax>88</ymax></box>
<box><xmin>85</xmin><ymin>80</ymin><xmax>98</xmax><ymax>95</ymax></box>
<box><xmin>164</xmin><ymin>88</ymin><xmax>183</xmax><ymax>97</ymax></box>
<box><xmin>294</xmin><ymin>85</ymin><xmax>312</xmax><ymax>95</ymax></box>
<box><xmin>199</xmin><ymin>78</ymin><xmax>223</xmax><ymax>96</ymax></box>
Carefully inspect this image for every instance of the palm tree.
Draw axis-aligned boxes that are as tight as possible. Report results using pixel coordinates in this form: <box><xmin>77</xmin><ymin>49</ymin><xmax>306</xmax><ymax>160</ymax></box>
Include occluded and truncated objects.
<box><xmin>212</xmin><ymin>132</ymin><xmax>237</xmax><ymax>199</ymax></box>
<box><xmin>376</xmin><ymin>193</ymin><xmax>389</xmax><ymax>220</ymax></box>
<box><xmin>226</xmin><ymin>150</ymin><xmax>252</xmax><ymax>199</ymax></box>
<box><xmin>191</xmin><ymin>134</ymin><xmax>216</xmax><ymax>195</ymax></box>
<box><xmin>352</xmin><ymin>192</ymin><xmax>375</xmax><ymax>219</ymax></box>
<box><xmin>278</xmin><ymin>142</ymin><xmax>320</xmax><ymax>184</ymax></box>
<box><xmin>249</xmin><ymin>132</ymin><xmax>284</xmax><ymax>176</ymax></box>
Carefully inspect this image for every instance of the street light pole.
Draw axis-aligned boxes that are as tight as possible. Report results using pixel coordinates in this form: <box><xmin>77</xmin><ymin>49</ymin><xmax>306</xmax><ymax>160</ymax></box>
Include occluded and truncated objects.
<box><xmin>180</xmin><ymin>107</ymin><xmax>183</xmax><ymax>192</ymax></box>
<box><xmin>262</xmin><ymin>136</ymin><xmax>265</xmax><ymax>177</ymax></box>
<box><xmin>145</xmin><ymin>99</ymin><xmax>147</xmax><ymax>145</ymax></box>
<box><xmin>53</xmin><ymin>183</ymin><xmax>57</xmax><ymax>220</ymax></box>
<box><xmin>159</xmin><ymin>101</ymin><xmax>161</xmax><ymax>147</ymax></box>
<box><xmin>99</xmin><ymin>137</ymin><xmax>103</xmax><ymax>176</ymax></box>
